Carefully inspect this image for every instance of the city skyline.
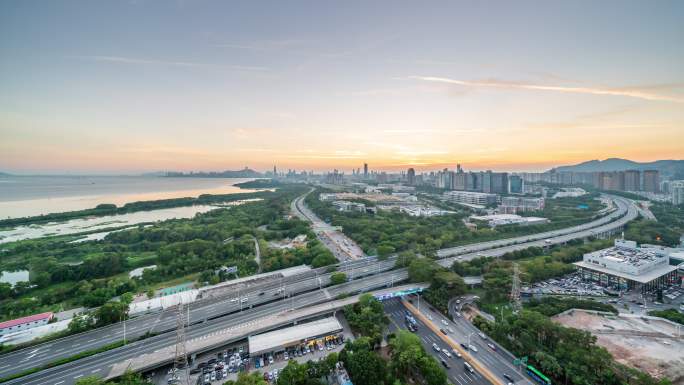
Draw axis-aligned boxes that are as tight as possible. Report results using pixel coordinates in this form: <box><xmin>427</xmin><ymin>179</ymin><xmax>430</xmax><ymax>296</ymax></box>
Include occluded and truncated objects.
<box><xmin>2</xmin><ymin>1</ymin><xmax>683</xmax><ymax>174</ymax></box>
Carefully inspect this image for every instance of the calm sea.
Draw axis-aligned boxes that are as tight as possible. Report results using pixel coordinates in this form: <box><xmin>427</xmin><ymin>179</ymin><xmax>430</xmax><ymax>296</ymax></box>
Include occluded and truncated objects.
<box><xmin>0</xmin><ymin>176</ymin><xmax>258</xmax><ymax>219</ymax></box>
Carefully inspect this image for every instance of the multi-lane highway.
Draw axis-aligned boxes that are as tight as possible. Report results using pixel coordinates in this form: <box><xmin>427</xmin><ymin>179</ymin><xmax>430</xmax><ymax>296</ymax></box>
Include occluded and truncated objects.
<box><xmin>0</xmin><ymin>257</ymin><xmax>395</xmax><ymax>380</ymax></box>
<box><xmin>3</xmin><ymin>271</ymin><xmax>409</xmax><ymax>385</ymax></box>
<box><xmin>385</xmin><ymin>298</ymin><xmax>494</xmax><ymax>385</ymax></box>
<box><xmin>0</xmin><ymin>193</ymin><xmax>639</xmax><ymax>384</ymax></box>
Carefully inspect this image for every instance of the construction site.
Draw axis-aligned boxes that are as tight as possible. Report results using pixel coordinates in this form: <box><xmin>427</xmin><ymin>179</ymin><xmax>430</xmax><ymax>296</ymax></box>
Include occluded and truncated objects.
<box><xmin>553</xmin><ymin>309</ymin><xmax>684</xmax><ymax>385</ymax></box>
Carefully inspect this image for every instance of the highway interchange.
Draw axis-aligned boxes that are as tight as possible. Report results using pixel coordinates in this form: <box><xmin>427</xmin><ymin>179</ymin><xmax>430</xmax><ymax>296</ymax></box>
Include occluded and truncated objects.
<box><xmin>0</xmin><ymin>192</ymin><xmax>639</xmax><ymax>385</ymax></box>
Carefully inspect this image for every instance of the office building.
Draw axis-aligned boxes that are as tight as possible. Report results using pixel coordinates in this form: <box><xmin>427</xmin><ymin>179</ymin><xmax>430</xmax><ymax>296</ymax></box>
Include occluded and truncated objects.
<box><xmin>363</xmin><ymin>163</ymin><xmax>368</xmax><ymax>178</ymax></box>
<box><xmin>574</xmin><ymin>239</ymin><xmax>679</xmax><ymax>292</ymax></box>
<box><xmin>508</xmin><ymin>175</ymin><xmax>524</xmax><ymax>194</ymax></box>
<box><xmin>443</xmin><ymin>191</ymin><xmax>497</xmax><ymax>206</ymax></box>
<box><xmin>642</xmin><ymin>170</ymin><xmax>660</xmax><ymax>192</ymax></box>
<box><xmin>499</xmin><ymin>196</ymin><xmax>545</xmax><ymax>213</ymax></box>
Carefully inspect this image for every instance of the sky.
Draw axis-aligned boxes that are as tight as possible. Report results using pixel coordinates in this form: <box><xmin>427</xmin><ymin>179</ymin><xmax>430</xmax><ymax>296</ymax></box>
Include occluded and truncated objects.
<box><xmin>1</xmin><ymin>0</ymin><xmax>683</xmax><ymax>174</ymax></box>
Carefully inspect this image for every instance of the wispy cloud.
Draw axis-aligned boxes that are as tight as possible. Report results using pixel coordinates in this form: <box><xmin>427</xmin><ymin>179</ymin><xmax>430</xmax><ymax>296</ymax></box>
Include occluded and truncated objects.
<box><xmin>410</xmin><ymin>76</ymin><xmax>684</xmax><ymax>103</ymax></box>
<box><xmin>84</xmin><ymin>55</ymin><xmax>268</xmax><ymax>71</ymax></box>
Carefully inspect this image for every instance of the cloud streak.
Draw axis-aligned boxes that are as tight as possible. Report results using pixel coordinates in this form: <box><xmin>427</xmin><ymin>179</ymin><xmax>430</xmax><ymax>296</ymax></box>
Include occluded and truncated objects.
<box><xmin>410</xmin><ymin>76</ymin><xmax>684</xmax><ymax>103</ymax></box>
<box><xmin>85</xmin><ymin>55</ymin><xmax>268</xmax><ymax>71</ymax></box>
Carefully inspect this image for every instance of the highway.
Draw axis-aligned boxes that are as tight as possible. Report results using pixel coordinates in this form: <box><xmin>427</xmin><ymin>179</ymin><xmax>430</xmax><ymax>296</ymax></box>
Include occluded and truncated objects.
<box><xmin>291</xmin><ymin>190</ymin><xmax>366</xmax><ymax>260</ymax></box>
<box><xmin>416</xmin><ymin>298</ymin><xmax>532</xmax><ymax>385</ymax></box>
<box><xmin>384</xmin><ymin>298</ymin><xmax>494</xmax><ymax>385</ymax></box>
<box><xmin>3</xmin><ymin>271</ymin><xmax>409</xmax><ymax>385</ymax></box>
<box><xmin>0</xmin><ymin>257</ymin><xmax>395</xmax><ymax>380</ymax></box>
<box><xmin>0</xmin><ymin>193</ymin><xmax>638</xmax><ymax>383</ymax></box>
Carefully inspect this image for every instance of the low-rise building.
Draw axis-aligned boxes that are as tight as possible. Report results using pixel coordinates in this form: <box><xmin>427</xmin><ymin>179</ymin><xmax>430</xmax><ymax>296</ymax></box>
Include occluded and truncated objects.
<box><xmin>332</xmin><ymin>200</ymin><xmax>366</xmax><ymax>212</ymax></box>
<box><xmin>248</xmin><ymin>317</ymin><xmax>343</xmax><ymax>357</ymax></box>
<box><xmin>469</xmin><ymin>214</ymin><xmax>549</xmax><ymax>227</ymax></box>
<box><xmin>574</xmin><ymin>239</ymin><xmax>680</xmax><ymax>292</ymax></box>
<box><xmin>0</xmin><ymin>312</ymin><xmax>53</xmax><ymax>337</ymax></box>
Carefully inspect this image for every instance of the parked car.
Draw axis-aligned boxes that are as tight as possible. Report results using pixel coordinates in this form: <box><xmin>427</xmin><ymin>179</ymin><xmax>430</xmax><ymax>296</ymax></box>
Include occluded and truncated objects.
<box><xmin>432</xmin><ymin>343</ymin><xmax>441</xmax><ymax>352</ymax></box>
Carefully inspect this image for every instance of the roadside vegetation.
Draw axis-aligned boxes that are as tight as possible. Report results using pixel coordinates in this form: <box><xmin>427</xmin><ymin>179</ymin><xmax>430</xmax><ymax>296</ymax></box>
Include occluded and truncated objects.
<box><xmin>647</xmin><ymin>309</ymin><xmax>684</xmax><ymax>326</ymax></box>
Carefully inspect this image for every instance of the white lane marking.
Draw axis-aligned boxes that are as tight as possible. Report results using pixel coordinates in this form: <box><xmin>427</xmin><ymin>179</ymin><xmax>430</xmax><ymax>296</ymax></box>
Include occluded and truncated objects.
<box><xmin>74</xmin><ymin>374</ymin><xmax>83</xmax><ymax>379</ymax></box>
<box><xmin>91</xmin><ymin>368</ymin><xmax>101</xmax><ymax>373</ymax></box>
<box><xmin>54</xmin><ymin>381</ymin><xmax>65</xmax><ymax>385</ymax></box>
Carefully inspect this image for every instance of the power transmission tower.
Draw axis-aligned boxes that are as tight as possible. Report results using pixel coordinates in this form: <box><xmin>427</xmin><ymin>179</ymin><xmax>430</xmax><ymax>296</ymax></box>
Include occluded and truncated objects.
<box><xmin>510</xmin><ymin>262</ymin><xmax>522</xmax><ymax>312</ymax></box>
<box><xmin>171</xmin><ymin>302</ymin><xmax>188</xmax><ymax>384</ymax></box>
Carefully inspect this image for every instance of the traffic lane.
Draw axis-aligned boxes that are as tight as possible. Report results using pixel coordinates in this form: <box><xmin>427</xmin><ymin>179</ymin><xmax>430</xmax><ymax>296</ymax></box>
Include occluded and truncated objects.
<box><xmin>384</xmin><ymin>299</ymin><xmax>491</xmax><ymax>385</ymax></box>
<box><xmin>414</xmin><ymin>301</ymin><xmax>527</xmax><ymax>385</ymax></box>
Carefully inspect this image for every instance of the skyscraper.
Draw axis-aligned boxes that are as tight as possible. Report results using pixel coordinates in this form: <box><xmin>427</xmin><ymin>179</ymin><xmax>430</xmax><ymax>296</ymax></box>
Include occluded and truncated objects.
<box><xmin>623</xmin><ymin>170</ymin><xmax>640</xmax><ymax>191</ymax></box>
<box><xmin>363</xmin><ymin>163</ymin><xmax>368</xmax><ymax>178</ymax></box>
<box><xmin>407</xmin><ymin>168</ymin><xmax>416</xmax><ymax>185</ymax></box>
<box><xmin>642</xmin><ymin>170</ymin><xmax>660</xmax><ymax>192</ymax></box>
<box><xmin>509</xmin><ymin>175</ymin><xmax>524</xmax><ymax>194</ymax></box>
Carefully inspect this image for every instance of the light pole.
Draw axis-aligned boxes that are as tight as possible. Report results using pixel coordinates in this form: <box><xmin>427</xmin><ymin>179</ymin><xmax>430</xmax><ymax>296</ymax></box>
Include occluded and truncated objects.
<box><xmin>467</xmin><ymin>332</ymin><xmax>474</xmax><ymax>347</ymax></box>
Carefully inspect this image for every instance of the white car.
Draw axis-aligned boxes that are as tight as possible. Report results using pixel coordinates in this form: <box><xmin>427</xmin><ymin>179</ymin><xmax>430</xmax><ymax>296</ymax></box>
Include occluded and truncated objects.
<box><xmin>447</xmin><ymin>327</ymin><xmax>454</xmax><ymax>333</ymax></box>
<box><xmin>441</xmin><ymin>319</ymin><xmax>449</xmax><ymax>326</ymax></box>
<box><xmin>241</xmin><ymin>297</ymin><xmax>248</xmax><ymax>303</ymax></box>
<box><xmin>451</xmin><ymin>348</ymin><xmax>462</xmax><ymax>358</ymax></box>
<box><xmin>427</xmin><ymin>314</ymin><xmax>433</xmax><ymax>320</ymax></box>
<box><xmin>478</xmin><ymin>332</ymin><xmax>487</xmax><ymax>339</ymax></box>
<box><xmin>432</xmin><ymin>343</ymin><xmax>441</xmax><ymax>352</ymax></box>
<box><xmin>469</xmin><ymin>344</ymin><xmax>478</xmax><ymax>353</ymax></box>
<box><xmin>442</xmin><ymin>348</ymin><xmax>452</xmax><ymax>358</ymax></box>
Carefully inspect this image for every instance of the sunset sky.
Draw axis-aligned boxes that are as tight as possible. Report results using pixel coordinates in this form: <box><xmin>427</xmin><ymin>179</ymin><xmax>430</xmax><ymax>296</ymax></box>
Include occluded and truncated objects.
<box><xmin>1</xmin><ymin>1</ymin><xmax>683</xmax><ymax>174</ymax></box>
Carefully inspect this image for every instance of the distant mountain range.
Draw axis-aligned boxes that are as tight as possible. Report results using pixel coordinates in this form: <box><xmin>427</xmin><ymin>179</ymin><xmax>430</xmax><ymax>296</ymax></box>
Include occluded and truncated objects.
<box><xmin>550</xmin><ymin>158</ymin><xmax>684</xmax><ymax>179</ymax></box>
<box><xmin>165</xmin><ymin>168</ymin><xmax>263</xmax><ymax>178</ymax></box>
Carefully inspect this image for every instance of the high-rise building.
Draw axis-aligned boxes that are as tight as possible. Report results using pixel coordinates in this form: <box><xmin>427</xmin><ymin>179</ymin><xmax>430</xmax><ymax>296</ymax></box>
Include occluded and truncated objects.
<box><xmin>623</xmin><ymin>170</ymin><xmax>640</xmax><ymax>191</ymax></box>
<box><xmin>363</xmin><ymin>163</ymin><xmax>368</xmax><ymax>178</ymax></box>
<box><xmin>642</xmin><ymin>170</ymin><xmax>660</xmax><ymax>192</ymax></box>
<box><xmin>672</xmin><ymin>181</ymin><xmax>684</xmax><ymax>205</ymax></box>
<box><xmin>407</xmin><ymin>168</ymin><xmax>416</xmax><ymax>185</ymax></box>
<box><xmin>509</xmin><ymin>175</ymin><xmax>524</xmax><ymax>194</ymax></box>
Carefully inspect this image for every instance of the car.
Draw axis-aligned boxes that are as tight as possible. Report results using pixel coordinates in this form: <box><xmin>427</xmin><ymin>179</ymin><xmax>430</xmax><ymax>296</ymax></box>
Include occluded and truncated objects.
<box><xmin>442</xmin><ymin>348</ymin><xmax>452</xmax><ymax>358</ymax></box>
<box><xmin>208</xmin><ymin>358</ymin><xmax>217</xmax><ymax>365</ymax></box>
<box><xmin>451</xmin><ymin>348</ymin><xmax>462</xmax><ymax>358</ymax></box>
<box><xmin>426</xmin><ymin>314</ymin><xmax>433</xmax><ymax>320</ymax></box>
<box><xmin>198</xmin><ymin>362</ymin><xmax>207</xmax><ymax>369</ymax></box>
<box><xmin>231</xmin><ymin>297</ymin><xmax>238</xmax><ymax>302</ymax></box>
<box><xmin>464</xmin><ymin>361</ymin><xmax>475</xmax><ymax>373</ymax></box>
<box><xmin>255</xmin><ymin>359</ymin><xmax>260</xmax><ymax>369</ymax></box>
<box><xmin>268</xmin><ymin>355</ymin><xmax>274</xmax><ymax>364</ymax></box>
<box><xmin>469</xmin><ymin>344</ymin><xmax>478</xmax><ymax>353</ymax></box>
<box><xmin>460</xmin><ymin>342</ymin><xmax>468</xmax><ymax>349</ymax></box>
<box><xmin>284</xmin><ymin>351</ymin><xmax>289</xmax><ymax>360</ymax></box>
<box><xmin>432</xmin><ymin>343</ymin><xmax>441</xmax><ymax>352</ymax></box>
<box><xmin>447</xmin><ymin>327</ymin><xmax>454</xmax><ymax>333</ymax></box>
<box><xmin>487</xmin><ymin>343</ymin><xmax>496</xmax><ymax>350</ymax></box>
<box><xmin>258</xmin><ymin>291</ymin><xmax>265</xmax><ymax>296</ymax></box>
<box><xmin>454</xmin><ymin>312</ymin><xmax>462</xmax><ymax>318</ymax></box>
<box><xmin>204</xmin><ymin>373</ymin><xmax>210</xmax><ymax>383</ymax></box>
<box><xmin>441</xmin><ymin>359</ymin><xmax>450</xmax><ymax>368</ymax></box>
<box><xmin>478</xmin><ymin>332</ymin><xmax>487</xmax><ymax>339</ymax></box>
<box><xmin>440</xmin><ymin>328</ymin><xmax>448</xmax><ymax>335</ymax></box>
<box><xmin>441</xmin><ymin>319</ymin><xmax>449</xmax><ymax>326</ymax></box>
<box><xmin>503</xmin><ymin>373</ymin><xmax>514</xmax><ymax>382</ymax></box>
<box><xmin>190</xmin><ymin>368</ymin><xmax>201</xmax><ymax>375</ymax></box>
<box><xmin>241</xmin><ymin>297</ymin><xmax>248</xmax><ymax>303</ymax></box>
<box><xmin>210</xmin><ymin>372</ymin><xmax>216</xmax><ymax>381</ymax></box>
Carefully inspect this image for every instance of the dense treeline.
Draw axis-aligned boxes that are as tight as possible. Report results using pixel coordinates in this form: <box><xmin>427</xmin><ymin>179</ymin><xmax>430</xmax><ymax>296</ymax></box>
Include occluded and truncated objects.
<box><xmin>648</xmin><ymin>309</ymin><xmax>684</xmax><ymax>325</ymax></box>
<box><xmin>234</xmin><ymin>179</ymin><xmax>280</xmax><ymax>189</ymax></box>
<box><xmin>0</xmin><ymin>185</ymin><xmax>313</xmax><ymax>321</ymax></box>
<box><xmin>305</xmin><ymin>190</ymin><xmax>606</xmax><ymax>256</ymax></box>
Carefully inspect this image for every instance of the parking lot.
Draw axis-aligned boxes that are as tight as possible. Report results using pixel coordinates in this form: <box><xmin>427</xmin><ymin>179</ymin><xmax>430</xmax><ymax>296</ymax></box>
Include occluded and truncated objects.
<box><xmin>522</xmin><ymin>272</ymin><xmax>606</xmax><ymax>297</ymax></box>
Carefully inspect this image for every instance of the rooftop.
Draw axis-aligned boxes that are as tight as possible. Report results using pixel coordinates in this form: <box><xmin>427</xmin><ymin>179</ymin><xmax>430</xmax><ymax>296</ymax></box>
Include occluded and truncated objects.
<box><xmin>0</xmin><ymin>312</ymin><xmax>53</xmax><ymax>330</ymax></box>
<box><xmin>248</xmin><ymin>317</ymin><xmax>342</xmax><ymax>355</ymax></box>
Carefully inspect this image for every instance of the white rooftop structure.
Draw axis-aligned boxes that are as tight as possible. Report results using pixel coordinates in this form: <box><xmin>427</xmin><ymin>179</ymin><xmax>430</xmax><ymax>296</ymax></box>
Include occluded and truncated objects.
<box><xmin>248</xmin><ymin>317</ymin><xmax>342</xmax><ymax>355</ymax></box>
<box><xmin>470</xmin><ymin>214</ymin><xmax>548</xmax><ymax>227</ymax></box>
<box><xmin>574</xmin><ymin>239</ymin><xmax>679</xmax><ymax>283</ymax></box>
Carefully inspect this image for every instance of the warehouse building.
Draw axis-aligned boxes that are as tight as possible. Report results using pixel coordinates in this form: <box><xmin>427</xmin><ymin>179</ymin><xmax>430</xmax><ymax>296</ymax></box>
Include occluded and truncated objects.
<box><xmin>0</xmin><ymin>312</ymin><xmax>53</xmax><ymax>337</ymax></box>
<box><xmin>574</xmin><ymin>239</ymin><xmax>679</xmax><ymax>292</ymax></box>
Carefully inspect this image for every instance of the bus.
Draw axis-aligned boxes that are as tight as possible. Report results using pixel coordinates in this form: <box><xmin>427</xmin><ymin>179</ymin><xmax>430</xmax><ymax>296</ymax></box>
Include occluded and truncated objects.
<box><xmin>526</xmin><ymin>364</ymin><xmax>551</xmax><ymax>385</ymax></box>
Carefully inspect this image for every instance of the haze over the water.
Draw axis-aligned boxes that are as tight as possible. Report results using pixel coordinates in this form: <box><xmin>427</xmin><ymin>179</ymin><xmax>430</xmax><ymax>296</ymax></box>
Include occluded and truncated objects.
<box><xmin>1</xmin><ymin>1</ymin><xmax>683</xmax><ymax>174</ymax></box>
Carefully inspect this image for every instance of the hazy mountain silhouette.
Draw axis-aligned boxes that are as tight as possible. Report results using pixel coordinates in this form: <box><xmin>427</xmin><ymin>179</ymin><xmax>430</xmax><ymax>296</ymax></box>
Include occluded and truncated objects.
<box><xmin>551</xmin><ymin>158</ymin><xmax>684</xmax><ymax>179</ymax></box>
